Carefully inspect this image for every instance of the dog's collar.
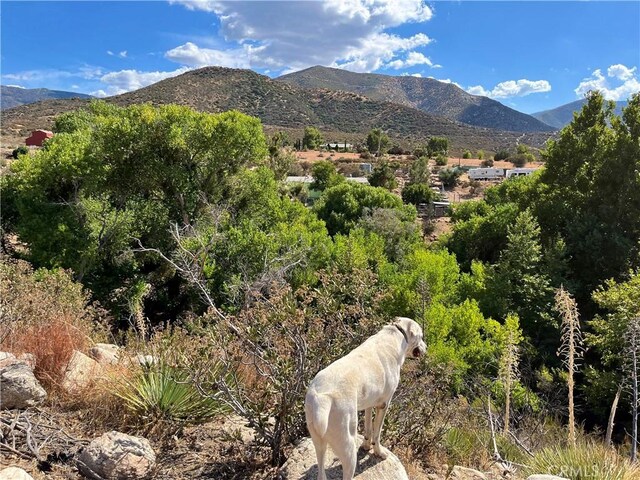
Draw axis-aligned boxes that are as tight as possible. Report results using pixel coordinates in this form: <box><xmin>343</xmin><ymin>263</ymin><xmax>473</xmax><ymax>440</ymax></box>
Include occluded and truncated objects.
<box><xmin>394</xmin><ymin>324</ymin><xmax>408</xmax><ymax>344</ymax></box>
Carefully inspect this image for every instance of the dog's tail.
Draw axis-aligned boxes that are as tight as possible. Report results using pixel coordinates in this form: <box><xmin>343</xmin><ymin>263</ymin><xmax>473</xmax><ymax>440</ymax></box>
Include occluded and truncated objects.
<box><xmin>305</xmin><ymin>388</ymin><xmax>331</xmax><ymax>439</ymax></box>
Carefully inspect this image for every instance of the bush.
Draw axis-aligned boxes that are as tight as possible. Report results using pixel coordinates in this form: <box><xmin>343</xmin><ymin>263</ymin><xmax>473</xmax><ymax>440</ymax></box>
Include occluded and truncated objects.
<box><xmin>12</xmin><ymin>146</ymin><xmax>29</xmax><ymax>159</ymax></box>
<box><xmin>115</xmin><ymin>360</ymin><xmax>229</xmax><ymax>435</ymax></box>
<box><xmin>481</xmin><ymin>158</ymin><xmax>494</xmax><ymax>167</ymax></box>
<box><xmin>462</xmin><ymin>150</ymin><xmax>472</xmax><ymax>159</ymax></box>
<box><xmin>508</xmin><ymin>154</ymin><xmax>528</xmax><ymax>167</ymax></box>
<box><xmin>402</xmin><ymin>183</ymin><xmax>435</xmax><ymax>205</ymax></box>
<box><xmin>494</xmin><ymin>150</ymin><xmax>510</xmax><ymax>161</ymax></box>
<box><xmin>439</xmin><ymin>168</ymin><xmax>463</xmax><ymax>188</ymax></box>
<box><xmin>388</xmin><ymin>144</ymin><xmax>406</xmax><ymax>155</ymax></box>
<box><xmin>435</xmin><ymin>154</ymin><xmax>448</xmax><ymax>166</ymax></box>
<box><xmin>0</xmin><ymin>260</ymin><xmax>108</xmax><ymax>389</ymax></box>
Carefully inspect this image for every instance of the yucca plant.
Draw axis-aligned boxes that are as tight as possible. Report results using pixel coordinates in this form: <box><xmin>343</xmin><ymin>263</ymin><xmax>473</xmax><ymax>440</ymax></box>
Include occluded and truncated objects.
<box><xmin>527</xmin><ymin>441</ymin><xmax>640</xmax><ymax>480</ymax></box>
<box><xmin>115</xmin><ymin>360</ymin><xmax>229</xmax><ymax>433</ymax></box>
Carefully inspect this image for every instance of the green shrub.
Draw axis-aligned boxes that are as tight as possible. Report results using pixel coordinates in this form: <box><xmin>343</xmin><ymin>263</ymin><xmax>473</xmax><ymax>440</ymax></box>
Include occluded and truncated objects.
<box><xmin>402</xmin><ymin>183</ymin><xmax>435</xmax><ymax>205</ymax></box>
<box><xmin>494</xmin><ymin>150</ymin><xmax>510</xmax><ymax>161</ymax></box>
<box><xmin>462</xmin><ymin>150</ymin><xmax>472</xmax><ymax>159</ymax></box>
<box><xmin>527</xmin><ymin>441</ymin><xmax>640</xmax><ymax>479</ymax></box>
<box><xmin>115</xmin><ymin>360</ymin><xmax>229</xmax><ymax>432</ymax></box>
<box><xmin>435</xmin><ymin>154</ymin><xmax>448</xmax><ymax>166</ymax></box>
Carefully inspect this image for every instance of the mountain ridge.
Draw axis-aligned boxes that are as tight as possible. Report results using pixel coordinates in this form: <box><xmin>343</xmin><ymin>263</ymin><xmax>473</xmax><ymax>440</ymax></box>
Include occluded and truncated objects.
<box><xmin>1</xmin><ymin>85</ymin><xmax>93</xmax><ymax>110</ymax></box>
<box><xmin>277</xmin><ymin>66</ymin><xmax>555</xmax><ymax>133</ymax></box>
<box><xmin>531</xmin><ymin>98</ymin><xmax>628</xmax><ymax>128</ymax></box>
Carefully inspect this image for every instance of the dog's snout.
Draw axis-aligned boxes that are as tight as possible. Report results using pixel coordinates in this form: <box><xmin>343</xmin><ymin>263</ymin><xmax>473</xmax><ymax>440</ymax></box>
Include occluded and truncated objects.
<box><xmin>413</xmin><ymin>341</ymin><xmax>427</xmax><ymax>358</ymax></box>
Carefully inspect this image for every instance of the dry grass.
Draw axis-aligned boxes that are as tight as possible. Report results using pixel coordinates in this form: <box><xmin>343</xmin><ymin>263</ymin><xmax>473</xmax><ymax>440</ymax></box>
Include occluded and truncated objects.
<box><xmin>0</xmin><ymin>259</ymin><xmax>109</xmax><ymax>390</ymax></box>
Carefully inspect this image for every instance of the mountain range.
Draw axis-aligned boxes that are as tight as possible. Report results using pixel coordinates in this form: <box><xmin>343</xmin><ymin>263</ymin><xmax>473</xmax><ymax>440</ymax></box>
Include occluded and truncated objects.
<box><xmin>531</xmin><ymin>98</ymin><xmax>628</xmax><ymax>129</ymax></box>
<box><xmin>0</xmin><ymin>85</ymin><xmax>92</xmax><ymax>110</ymax></box>
<box><xmin>277</xmin><ymin>66</ymin><xmax>555</xmax><ymax>133</ymax></box>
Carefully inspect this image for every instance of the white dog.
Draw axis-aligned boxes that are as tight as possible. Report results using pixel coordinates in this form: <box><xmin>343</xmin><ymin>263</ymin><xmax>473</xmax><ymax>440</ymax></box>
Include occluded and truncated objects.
<box><xmin>305</xmin><ymin>317</ymin><xmax>427</xmax><ymax>480</ymax></box>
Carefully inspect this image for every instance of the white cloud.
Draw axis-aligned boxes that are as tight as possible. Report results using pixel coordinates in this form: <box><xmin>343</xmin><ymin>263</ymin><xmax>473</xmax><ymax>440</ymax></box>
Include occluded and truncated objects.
<box><xmin>165</xmin><ymin>42</ymin><xmax>262</xmax><ymax>69</ymax></box>
<box><xmin>107</xmin><ymin>50</ymin><xmax>114</xmax><ymax>56</ymax></box>
<box><xmin>434</xmin><ymin>77</ymin><xmax>462</xmax><ymax>89</ymax></box>
<box><xmin>6</xmin><ymin>84</ymin><xmax>25</xmax><ymax>89</ymax></box>
<box><xmin>167</xmin><ymin>0</ymin><xmax>437</xmax><ymax>74</ymax></box>
<box><xmin>575</xmin><ymin>64</ymin><xmax>640</xmax><ymax>100</ymax></box>
<box><xmin>96</xmin><ymin>67</ymin><xmax>192</xmax><ymax>96</ymax></box>
<box><xmin>119</xmin><ymin>51</ymin><xmax>128</xmax><ymax>58</ymax></box>
<box><xmin>387</xmin><ymin>51</ymin><xmax>435</xmax><ymax>69</ymax></box>
<box><xmin>466</xmin><ymin>79</ymin><xmax>551</xmax><ymax>98</ymax></box>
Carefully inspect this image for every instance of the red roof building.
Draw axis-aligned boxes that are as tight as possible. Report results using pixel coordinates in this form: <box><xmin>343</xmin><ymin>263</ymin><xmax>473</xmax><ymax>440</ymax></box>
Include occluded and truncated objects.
<box><xmin>25</xmin><ymin>130</ymin><xmax>54</xmax><ymax>147</ymax></box>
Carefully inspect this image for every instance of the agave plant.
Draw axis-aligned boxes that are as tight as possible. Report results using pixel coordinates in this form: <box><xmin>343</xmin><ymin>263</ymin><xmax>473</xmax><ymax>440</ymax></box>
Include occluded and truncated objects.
<box><xmin>115</xmin><ymin>360</ymin><xmax>229</xmax><ymax>429</ymax></box>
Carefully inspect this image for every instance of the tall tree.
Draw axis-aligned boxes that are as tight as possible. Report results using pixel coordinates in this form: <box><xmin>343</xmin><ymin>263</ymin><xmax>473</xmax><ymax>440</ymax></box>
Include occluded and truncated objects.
<box><xmin>366</xmin><ymin>128</ymin><xmax>389</xmax><ymax>156</ymax></box>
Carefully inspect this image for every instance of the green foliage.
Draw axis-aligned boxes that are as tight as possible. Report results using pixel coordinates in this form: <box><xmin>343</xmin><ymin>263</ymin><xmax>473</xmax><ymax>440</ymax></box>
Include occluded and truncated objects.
<box><xmin>509</xmin><ymin>154</ymin><xmax>529</xmax><ymax>167</ymax></box>
<box><xmin>302</xmin><ymin>126</ymin><xmax>323</xmax><ymax>150</ymax></box>
<box><xmin>477</xmin><ymin>150</ymin><xmax>485</xmax><ymax>160</ymax></box>
<box><xmin>310</xmin><ymin>160</ymin><xmax>344</xmax><ymax>191</ymax></box>
<box><xmin>359</xmin><ymin>209</ymin><xmax>421</xmax><ymax>263</ymax></box>
<box><xmin>2</xmin><ymin>101</ymin><xmax>268</xmax><ymax>315</ymax></box>
<box><xmin>438</xmin><ymin>167</ymin><xmax>462</xmax><ymax>187</ymax></box>
<box><xmin>494</xmin><ymin>150</ymin><xmax>510</xmax><ymax>161</ymax></box>
<box><xmin>408</xmin><ymin>156</ymin><xmax>430</xmax><ymax>185</ymax></box>
<box><xmin>366</xmin><ymin>128</ymin><xmax>389</xmax><ymax>156</ymax></box>
<box><xmin>462</xmin><ymin>150</ymin><xmax>472</xmax><ymax>159</ymax></box>
<box><xmin>314</xmin><ymin>182</ymin><xmax>414</xmax><ymax>236</ymax></box>
<box><xmin>115</xmin><ymin>361</ymin><xmax>229</xmax><ymax>428</ymax></box>
<box><xmin>402</xmin><ymin>183</ymin><xmax>435</xmax><ymax>206</ymax></box>
<box><xmin>427</xmin><ymin>136</ymin><xmax>449</xmax><ymax>157</ymax></box>
<box><xmin>368</xmin><ymin>159</ymin><xmax>398</xmax><ymax>190</ymax></box>
<box><xmin>435</xmin><ymin>153</ymin><xmax>449</xmax><ymax>166</ymax></box>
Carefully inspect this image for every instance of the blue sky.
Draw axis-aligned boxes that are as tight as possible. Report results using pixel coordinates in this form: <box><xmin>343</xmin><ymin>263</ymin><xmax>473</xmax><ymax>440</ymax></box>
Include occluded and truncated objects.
<box><xmin>1</xmin><ymin>1</ymin><xmax>639</xmax><ymax>114</ymax></box>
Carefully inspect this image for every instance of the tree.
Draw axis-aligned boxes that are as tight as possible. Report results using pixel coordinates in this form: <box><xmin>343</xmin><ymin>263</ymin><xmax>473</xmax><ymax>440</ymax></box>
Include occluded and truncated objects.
<box><xmin>477</xmin><ymin>150</ymin><xmax>485</xmax><ymax>160</ymax></box>
<box><xmin>302</xmin><ymin>126</ymin><xmax>323</xmax><ymax>150</ymax></box>
<box><xmin>555</xmin><ymin>286</ymin><xmax>583</xmax><ymax>447</ymax></box>
<box><xmin>427</xmin><ymin>137</ymin><xmax>449</xmax><ymax>157</ymax></box>
<box><xmin>311</xmin><ymin>160</ymin><xmax>344</xmax><ymax>191</ymax></box>
<box><xmin>462</xmin><ymin>150</ymin><xmax>472</xmax><ymax>159</ymax></box>
<box><xmin>625</xmin><ymin>316</ymin><xmax>640</xmax><ymax>462</ymax></box>
<box><xmin>438</xmin><ymin>167</ymin><xmax>462</xmax><ymax>188</ymax></box>
<box><xmin>409</xmin><ymin>156</ymin><xmax>430</xmax><ymax>185</ymax></box>
<box><xmin>2</xmin><ymin>101</ymin><xmax>268</xmax><ymax>317</ymax></box>
<box><xmin>402</xmin><ymin>183</ymin><xmax>435</xmax><ymax>206</ymax></box>
<box><xmin>368</xmin><ymin>160</ymin><xmax>397</xmax><ymax>190</ymax></box>
<box><xmin>314</xmin><ymin>182</ymin><xmax>415</xmax><ymax>236</ymax></box>
<box><xmin>494</xmin><ymin>150</ymin><xmax>510</xmax><ymax>161</ymax></box>
<box><xmin>366</xmin><ymin>128</ymin><xmax>389</xmax><ymax>156</ymax></box>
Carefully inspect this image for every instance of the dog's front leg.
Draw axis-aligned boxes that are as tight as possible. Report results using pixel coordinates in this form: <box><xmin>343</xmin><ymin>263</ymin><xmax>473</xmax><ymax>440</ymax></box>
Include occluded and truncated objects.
<box><xmin>372</xmin><ymin>403</ymin><xmax>391</xmax><ymax>459</ymax></box>
<box><xmin>361</xmin><ymin>408</ymin><xmax>373</xmax><ymax>450</ymax></box>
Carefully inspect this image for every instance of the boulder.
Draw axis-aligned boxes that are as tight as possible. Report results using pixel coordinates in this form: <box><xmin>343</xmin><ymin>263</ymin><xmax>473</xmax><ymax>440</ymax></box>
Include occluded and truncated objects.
<box><xmin>527</xmin><ymin>476</ymin><xmax>569</xmax><ymax>480</ymax></box>
<box><xmin>61</xmin><ymin>350</ymin><xmax>101</xmax><ymax>392</ymax></box>
<box><xmin>280</xmin><ymin>436</ymin><xmax>408</xmax><ymax>480</ymax></box>
<box><xmin>78</xmin><ymin>431</ymin><xmax>156</xmax><ymax>480</ymax></box>
<box><xmin>89</xmin><ymin>343</ymin><xmax>121</xmax><ymax>365</ymax></box>
<box><xmin>0</xmin><ymin>361</ymin><xmax>47</xmax><ymax>409</ymax></box>
<box><xmin>0</xmin><ymin>352</ymin><xmax>36</xmax><ymax>370</ymax></box>
<box><xmin>450</xmin><ymin>466</ymin><xmax>487</xmax><ymax>479</ymax></box>
<box><xmin>0</xmin><ymin>467</ymin><xmax>34</xmax><ymax>480</ymax></box>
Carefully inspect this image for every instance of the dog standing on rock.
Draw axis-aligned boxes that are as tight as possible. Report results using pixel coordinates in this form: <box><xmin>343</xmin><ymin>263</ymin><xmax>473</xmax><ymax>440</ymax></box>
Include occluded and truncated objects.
<box><xmin>305</xmin><ymin>317</ymin><xmax>427</xmax><ymax>480</ymax></box>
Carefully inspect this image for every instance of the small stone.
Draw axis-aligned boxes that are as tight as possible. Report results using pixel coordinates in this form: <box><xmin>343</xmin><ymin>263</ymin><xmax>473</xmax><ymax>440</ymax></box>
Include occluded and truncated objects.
<box><xmin>89</xmin><ymin>343</ymin><xmax>121</xmax><ymax>365</ymax></box>
<box><xmin>451</xmin><ymin>466</ymin><xmax>487</xmax><ymax>480</ymax></box>
<box><xmin>78</xmin><ymin>431</ymin><xmax>156</xmax><ymax>480</ymax></box>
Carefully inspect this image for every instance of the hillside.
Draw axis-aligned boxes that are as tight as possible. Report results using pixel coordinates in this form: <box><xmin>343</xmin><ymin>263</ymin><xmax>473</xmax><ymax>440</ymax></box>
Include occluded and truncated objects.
<box><xmin>1</xmin><ymin>67</ymin><xmax>555</xmax><ymax>153</ymax></box>
<box><xmin>277</xmin><ymin>66</ymin><xmax>555</xmax><ymax>133</ymax></box>
<box><xmin>532</xmin><ymin>98</ymin><xmax>628</xmax><ymax>128</ymax></box>
<box><xmin>0</xmin><ymin>85</ymin><xmax>92</xmax><ymax>110</ymax></box>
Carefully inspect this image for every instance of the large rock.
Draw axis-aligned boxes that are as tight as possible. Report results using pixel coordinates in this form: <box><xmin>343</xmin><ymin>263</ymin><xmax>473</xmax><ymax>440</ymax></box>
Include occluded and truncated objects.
<box><xmin>450</xmin><ymin>466</ymin><xmax>487</xmax><ymax>479</ymax></box>
<box><xmin>280</xmin><ymin>436</ymin><xmax>408</xmax><ymax>480</ymax></box>
<box><xmin>0</xmin><ymin>467</ymin><xmax>34</xmax><ymax>480</ymax></box>
<box><xmin>0</xmin><ymin>361</ymin><xmax>47</xmax><ymax>409</ymax></box>
<box><xmin>527</xmin><ymin>476</ymin><xmax>569</xmax><ymax>480</ymax></box>
<box><xmin>61</xmin><ymin>350</ymin><xmax>102</xmax><ymax>392</ymax></box>
<box><xmin>77</xmin><ymin>431</ymin><xmax>156</xmax><ymax>480</ymax></box>
<box><xmin>89</xmin><ymin>343</ymin><xmax>121</xmax><ymax>365</ymax></box>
